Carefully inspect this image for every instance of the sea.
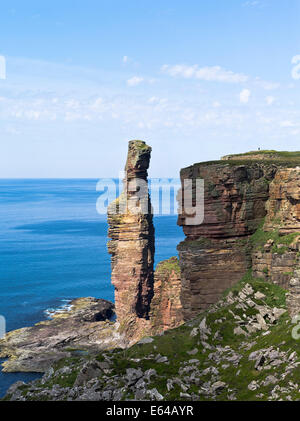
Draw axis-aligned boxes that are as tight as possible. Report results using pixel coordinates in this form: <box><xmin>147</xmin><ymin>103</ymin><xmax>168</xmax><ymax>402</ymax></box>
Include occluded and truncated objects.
<box><xmin>0</xmin><ymin>179</ymin><xmax>184</xmax><ymax>398</ymax></box>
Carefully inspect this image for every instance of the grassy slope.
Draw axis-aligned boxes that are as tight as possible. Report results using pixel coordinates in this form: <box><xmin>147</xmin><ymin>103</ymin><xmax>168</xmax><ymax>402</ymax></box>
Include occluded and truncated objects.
<box><xmin>7</xmin><ymin>271</ymin><xmax>300</xmax><ymax>401</ymax></box>
<box><xmin>107</xmin><ymin>273</ymin><xmax>296</xmax><ymax>401</ymax></box>
<box><xmin>224</xmin><ymin>150</ymin><xmax>300</xmax><ymax>159</ymax></box>
<box><xmin>183</xmin><ymin>149</ymin><xmax>300</xmax><ymax>170</ymax></box>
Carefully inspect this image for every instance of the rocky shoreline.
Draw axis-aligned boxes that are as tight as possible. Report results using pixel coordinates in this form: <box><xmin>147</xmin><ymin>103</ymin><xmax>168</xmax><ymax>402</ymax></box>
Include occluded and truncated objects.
<box><xmin>0</xmin><ymin>297</ymin><xmax>124</xmax><ymax>373</ymax></box>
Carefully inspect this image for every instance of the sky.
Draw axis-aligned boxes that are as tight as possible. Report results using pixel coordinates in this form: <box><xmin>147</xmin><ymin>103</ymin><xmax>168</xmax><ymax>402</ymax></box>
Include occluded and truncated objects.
<box><xmin>0</xmin><ymin>0</ymin><xmax>300</xmax><ymax>178</ymax></box>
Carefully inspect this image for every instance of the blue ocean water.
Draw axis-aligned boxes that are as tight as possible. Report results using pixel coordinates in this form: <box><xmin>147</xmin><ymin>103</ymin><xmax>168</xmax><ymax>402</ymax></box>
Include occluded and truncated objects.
<box><xmin>0</xmin><ymin>179</ymin><xmax>184</xmax><ymax>397</ymax></box>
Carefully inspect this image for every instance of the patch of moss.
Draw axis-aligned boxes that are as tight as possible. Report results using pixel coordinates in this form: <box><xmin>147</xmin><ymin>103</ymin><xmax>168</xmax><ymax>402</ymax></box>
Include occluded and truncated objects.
<box><xmin>178</xmin><ymin>237</ymin><xmax>213</xmax><ymax>250</ymax></box>
<box><xmin>250</xmin><ymin>220</ymin><xmax>300</xmax><ymax>253</ymax></box>
<box><xmin>155</xmin><ymin>257</ymin><xmax>180</xmax><ymax>275</ymax></box>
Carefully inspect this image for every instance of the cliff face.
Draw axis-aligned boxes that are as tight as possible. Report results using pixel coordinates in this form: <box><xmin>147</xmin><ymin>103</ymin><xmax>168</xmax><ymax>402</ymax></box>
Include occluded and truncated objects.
<box><xmin>150</xmin><ymin>257</ymin><xmax>183</xmax><ymax>333</ymax></box>
<box><xmin>264</xmin><ymin>168</ymin><xmax>300</xmax><ymax>234</ymax></box>
<box><xmin>177</xmin><ymin>152</ymin><xmax>300</xmax><ymax>320</ymax></box>
<box><xmin>178</xmin><ymin>162</ymin><xmax>275</xmax><ymax>239</ymax></box>
<box><xmin>177</xmin><ymin>160</ymin><xmax>276</xmax><ymax>320</ymax></box>
<box><xmin>251</xmin><ymin>167</ymin><xmax>300</xmax><ymax>315</ymax></box>
<box><xmin>108</xmin><ymin>140</ymin><xmax>155</xmax><ymax>326</ymax></box>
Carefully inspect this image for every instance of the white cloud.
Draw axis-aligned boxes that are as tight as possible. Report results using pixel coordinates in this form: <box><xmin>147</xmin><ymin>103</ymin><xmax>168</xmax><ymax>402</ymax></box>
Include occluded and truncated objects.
<box><xmin>161</xmin><ymin>64</ymin><xmax>248</xmax><ymax>83</ymax></box>
<box><xmin>5</xmin><ymin>126</ymin><xmax>20</xmax><ymax>135</ymax></box>
<box><xmin>2</xmin><ymin>55</ymin><xmax>300</xmax><ymax>168</ymax></box>
<box><xmin>255</xmin><ymin>79</ymin><xmax>280</xmax><ymax>90</ymax></box>
<box><xmin>123</xmin><ymin>56</ymin><xmax>129</xmax><ymax>64</ymax></box>
<box><xmin>239</xmin><ymin>89</ymin><xmax>251</xmax><ymax>104</ymax></box>
<box><xmin>291</xmin><ymin>55</ymin><xmax>300</xmax><ymax>64</ymax></box>
<box><xmin>127</xmin><ymin>76</ymin><xmax>144</xmax><ymax>87</ymax></box>
<box><xmin>280</xmin><ymin>120</ymin><xmax>295</xmax><ymax>128</ymax></box>
<box><xmin>148</xmin><ymin>96</ymin><xmax>159</xmax><ymax>104</ymax></box>
<box><xmin>0</xmin><ymin>55</ymin><xmax>6</xmax><ymax>80</ymax></box>
<box><xmin>65</xmin><ymin>99</ymin><xmax>80</xmax><ymax>109</ymax></box>
<box><xmin>265</xmin><ymin>96</ymin><xmax>275</xmax><ymax>105</ymax></box>
<box><xmin>291</xmin><ymin>55</ymin><xmax>300</xmax><ymax>80</ymax></box>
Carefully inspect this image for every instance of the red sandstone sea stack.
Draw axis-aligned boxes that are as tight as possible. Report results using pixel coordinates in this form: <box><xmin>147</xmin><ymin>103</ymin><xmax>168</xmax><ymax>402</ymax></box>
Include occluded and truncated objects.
<box><xmin>107</xmin><ymin>140</ymin><xmax>155</xmax><ymax>330</ymax></box>
<box><xmin>107</xmin><ymin>140</ymin><xmax>184</xmax><ymax>339</ymax></box>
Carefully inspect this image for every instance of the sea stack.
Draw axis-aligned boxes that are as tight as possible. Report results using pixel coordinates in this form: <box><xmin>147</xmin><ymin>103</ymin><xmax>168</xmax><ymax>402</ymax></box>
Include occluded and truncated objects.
<box><xmin>107</xmin><ymin>140</ymin><xmax>155</xmax><ymax>327</ymax></box>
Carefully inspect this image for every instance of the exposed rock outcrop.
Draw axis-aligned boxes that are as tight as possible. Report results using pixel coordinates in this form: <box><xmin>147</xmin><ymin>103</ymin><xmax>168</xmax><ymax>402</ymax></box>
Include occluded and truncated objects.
<box><xmin>251</xmin><ymin>167</ymin><xmax>300</xmax><ymax>310</ymax></box>
<box><xmin>178</xmin><ymin>162</ymin><xmax>276</xmax><ymax>240</ymax></box>
<box><xmin>287</xmin><ymin>270</ymin><xmax>300</xmax><ymax>318</ymax></box>
<box><xmin>177</xmin><ymin>151</ymin><xmax>300</xmax><ymax>320</ymax></box>
<box><xmin>150</xmin><ymin>257</ymin><xmax>183</xmax><ymax>333</ymax></box>
<box><xmin>177</xmin><ymin>160</ymin><xmax>277</xmax><ymax>319</ymax></box>
<box><xmin>0</xmin><ymin>298</ymin><xmax>119</xmax><ymax>372</ymax></box>
<box><xmin>264</xmin><ymin>168</ymin><xmax>300</xmax><ymax>234</ymax></box>
<box><xmin>107</xmin><ymin>140</ymin><xmax>155</xmax><ymax>328</ymax></box>
<box><xmin>107</xmin><ymin>140</ymin><xmax>183</xmax><ymax>339</ymax></box>
<box><xmin>252</xmin><ymin>239</ymin><xmax>300</xmax><ymax>290</ymax></box>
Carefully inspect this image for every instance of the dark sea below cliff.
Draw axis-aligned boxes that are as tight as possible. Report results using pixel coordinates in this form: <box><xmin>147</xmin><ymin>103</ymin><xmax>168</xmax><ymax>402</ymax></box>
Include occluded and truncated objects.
<box><xmin>0</xmin><ymin>178</ymin><xmax>184</xmax><ymax>398</ymax></box>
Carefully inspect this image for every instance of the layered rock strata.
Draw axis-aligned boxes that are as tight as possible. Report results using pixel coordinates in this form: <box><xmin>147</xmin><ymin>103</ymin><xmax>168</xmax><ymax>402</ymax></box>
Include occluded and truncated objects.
<box><xmin>107</xmin><ymin>140</ymin><xmax>155</xmax><ymax>327</ymax></box>
<box><xmin>177</xmin><ymin>160</ymin><xmax>276</xmax><ymax>319</ymax></box>
<box><xmin>287</xmin><ymin>270</ymin><xmax>300</xmax><ymax>318</ymax></box>
<box><xmin>264</xmin><ymin>168</ymin><xmax>300</xmax><ymax>234</ymax></box>
<box><xmin>108</xmin><ymin>140</ymin><xmax>184</xmax><ymax>338</ymax></box>
<box><xmin>177</xmin><ymin>152</ymin><xmax>300</xmax><ymax>320</ymax></box>
<box><xmin>251</xmin><ymin>167</ymin><xmax>300</xmax><ymax>311</ymax></box>
<box><xmin>149</xmin><ymin>257</ymin><xmax>183</xmax><ymax>333</ymax></box>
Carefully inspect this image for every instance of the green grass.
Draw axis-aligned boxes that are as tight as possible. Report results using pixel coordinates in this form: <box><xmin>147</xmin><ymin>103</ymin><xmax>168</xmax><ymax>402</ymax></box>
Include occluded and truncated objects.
<box><xmin>130</xmin><ymin>140</ymin><xmax>150</xmax><ymax>150</ymax></box>
<box><xmin>224</xmin><ymin>150</ymin><xmax>300</xmax><ymax>159</ymax></box>
<box><xmin>155</xmin><ymin>257</ymin><xmax>181</xmax><ymax>275</ymax></box>
<box><xmin>93</xmin><ymin>271</ymin><xmax>291</xmax><ymax>401</ymax></box>
<box><xmin>177</xmin><ymin>237</ymin><xmax>213</xmax><ymax>250</ymax></box>
<box><xmin>182</xmin><ymin>159</ymin><xmax>300</xmax><ymax>171</ymax></box>
<box><xmin>4</xmin><ymin>261</ymin><xmax>300</xmax><ymax>401</ymax></box>
<box><xmin>181</xmin><ymin>149</ymin><xmax>300</xmax><ymax>171</ymax></box>
<box><xmin>249</xmin><ymin>219</ymin><xmax>300</xmax><ymax>253</ymax></box>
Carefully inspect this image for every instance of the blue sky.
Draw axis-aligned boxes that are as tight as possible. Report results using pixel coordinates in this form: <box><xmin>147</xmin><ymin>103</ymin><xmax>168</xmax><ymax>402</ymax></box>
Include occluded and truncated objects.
<box><xmin>0</xmin><ymin>0</ymin><xmax>300</xmax><ymax>177</ymax></box>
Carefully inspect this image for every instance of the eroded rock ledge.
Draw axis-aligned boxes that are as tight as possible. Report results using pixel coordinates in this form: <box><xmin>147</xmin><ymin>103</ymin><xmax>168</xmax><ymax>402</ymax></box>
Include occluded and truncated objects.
<box><xmin>0</xmin><ymin>298</ymin><xmax>122</xmax><ymax>372</ymax></box>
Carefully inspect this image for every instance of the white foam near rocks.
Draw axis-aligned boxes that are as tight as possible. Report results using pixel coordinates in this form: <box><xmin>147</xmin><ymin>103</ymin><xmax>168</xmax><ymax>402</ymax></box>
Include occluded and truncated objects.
<box><xmin>44</xmin><ymin>299</ymin><xmax>73</xmax><ymax>319</ymax></box>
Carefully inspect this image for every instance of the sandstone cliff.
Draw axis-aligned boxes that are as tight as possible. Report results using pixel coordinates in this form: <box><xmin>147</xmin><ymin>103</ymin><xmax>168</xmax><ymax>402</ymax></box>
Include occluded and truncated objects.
<box><xmin>177</xmin><ymin>151</ymin><xmax>300</xmax><ymax>320</ymax></box>
<box><xmin>150</xmin><ymin>257</ymin><xmax>183</xmax><ymax>333</ymax></box>
<box><xmin>251</xmin><ymin>165</ymin><xmax>300</xmax><ymax>316</ymax></box>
